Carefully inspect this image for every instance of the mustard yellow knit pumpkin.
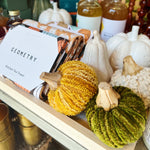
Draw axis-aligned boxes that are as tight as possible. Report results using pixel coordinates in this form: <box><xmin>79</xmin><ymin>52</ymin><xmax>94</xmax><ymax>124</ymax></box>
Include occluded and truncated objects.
<box><xmin>40</xmin><ymin>61</ymin><xmax>98</xmax><ymax>116</ymax></box>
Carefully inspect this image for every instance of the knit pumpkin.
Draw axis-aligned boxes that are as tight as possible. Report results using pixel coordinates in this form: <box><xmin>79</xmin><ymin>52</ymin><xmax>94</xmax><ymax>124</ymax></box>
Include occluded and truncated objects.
<box><xmin>110</xmin><ymin>55</ymin><xmax>150</xmax><ymax>108</ymax></box>
<box><xmin>86</xmin><ymin>82</ymin><xmax>146</xmax><ymax>148</ymax></box>
<box><xmin>40</xmin><ymin>61</ymin><xmax>98</xmax><ymax>116</ymax></box>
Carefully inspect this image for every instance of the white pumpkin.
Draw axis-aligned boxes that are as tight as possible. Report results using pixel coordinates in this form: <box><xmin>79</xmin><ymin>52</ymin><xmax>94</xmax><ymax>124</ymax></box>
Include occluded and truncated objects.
<box><xmin>106</xmin><ymin>26</ymin><xmax>150</xmax><ymax>71</ymax></box>
<box><xmin>81</xmin><ymin>30</ymin><xmax>113</xmax><ymax>83</ymax></box>
<box><xmin>38</xmin><ymin>2</ymin><xmax>72</xmax><ymax>25</ymax></box>
<box><xmin>110</xmin><ymin>55</ymin><xmax>150</xmax><ymax>109</ymax></box>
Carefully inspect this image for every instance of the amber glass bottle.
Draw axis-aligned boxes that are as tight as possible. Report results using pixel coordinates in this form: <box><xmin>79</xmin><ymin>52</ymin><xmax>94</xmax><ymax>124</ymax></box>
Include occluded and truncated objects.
<box><xmin>100</xmin><ymin>0</ymin><xmax>128</xmax><ymax>42</ymax></box>
<box><xmin>100</xmin><ymin>0</ymin><xmax>112</xmax><ymax>8</ymax></box>
<box><xmin>0</xmin><ymin>8</ymin><xmax>8</xmax><ymax>27</ymax></box>
<box><xmin>0</xmin><ymin>8</ymin><xmax>8</xmax><ymax>42</ymax></box>
<box><xmin>77</xmin><ymin>0</ymin><xmax>102</xmax><ymax>32</ymax></box>
<box><xmin>6</xmin><ymin>10</ymin><xmax>22</xmax><ymax>29</ymax></box>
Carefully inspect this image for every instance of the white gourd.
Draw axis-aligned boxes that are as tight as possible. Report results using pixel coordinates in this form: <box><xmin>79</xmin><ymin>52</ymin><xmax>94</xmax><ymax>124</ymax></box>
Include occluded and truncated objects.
<box><xmin>110</xmin><ymin>55</ymin><xmax>150</xmax><ymax>109</ymax></box>
<box><xmin>38</xmin><ymin>2</ymin><xmax>72</xmax><ymax>25</ymax></box>
<box><xmin>81</xmin><ymin>30</ymin><xmax>113</xmax><ymax>83</ymax></box>
<box><xmin>106</xmin><ymin>26</ymin><xmax>150</xmax><ymax>71</ymax></box>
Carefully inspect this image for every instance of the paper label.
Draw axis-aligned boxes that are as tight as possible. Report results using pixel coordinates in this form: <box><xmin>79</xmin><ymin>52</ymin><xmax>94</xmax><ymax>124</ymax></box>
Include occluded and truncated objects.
<box><xmin>0</xmin><ymin>25</ymin><xmax>59</xmax><ymax>91</ymax></box>
<box><xmin>76</xmin><ymin>14</ymin><xmax>101</xmax><ymax>32</ymax></box>
<box><xmin>100</xmin><ymin>18</ymin><xmax>127</xmax><ymax>42</ymax></box>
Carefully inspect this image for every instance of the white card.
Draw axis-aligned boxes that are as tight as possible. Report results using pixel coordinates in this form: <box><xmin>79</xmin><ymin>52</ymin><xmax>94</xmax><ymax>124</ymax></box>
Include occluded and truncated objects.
<box><xmin>0</xmin><ymin>25</ymin><xmax>58</xmax><ymax>91</ymax></box>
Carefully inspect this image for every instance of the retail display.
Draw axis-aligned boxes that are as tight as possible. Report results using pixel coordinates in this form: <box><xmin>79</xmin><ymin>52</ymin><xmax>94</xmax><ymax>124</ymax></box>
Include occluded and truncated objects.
<box><xmin>0</xmin><ymin>0</ymin><xmax>150</xmax><ymax>149</ymax></box>
<box><xmin>106</xmin><ymin>25</ymin><xmax>150</xmax><ymax>71</ymax></box>
<box><xmin>110</xmin><ymin>56</ymin><xmax>150</xmax><ymax>109</ymax></box>
<box><xmin>38</xmin><ymin>2</ymin><xmax>72</xmax><ymax>24</ymax></box>
<box><xmin>40</xmin><ymin>60</ymin><xmax>98</xmax><ymax>116</ymax></box>
<box><xmin>100</xmin><ymin>0</ymin><xmax>128</xmax><ymax>42</ymax></box>
<box><xmin>81</xmin><ymin>30</ymin><xmax>113</xmax><ymax>82</ymax></box>
<box><xmin>76</xmin><ymin>0</ymin><xmax>102</xmax><ymax>32</ymax></box>
<box><xmin>86</xmin><ymin>82</ymin><xmax>146</xmax><ymax>148</ymax></box>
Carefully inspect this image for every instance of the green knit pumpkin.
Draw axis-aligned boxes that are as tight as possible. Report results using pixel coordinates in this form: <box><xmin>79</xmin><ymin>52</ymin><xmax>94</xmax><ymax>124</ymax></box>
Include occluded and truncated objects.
<box><xmin>86</xmin><ymin>82</ymin><xmax>146</xmax><ymax>148</ymax></box>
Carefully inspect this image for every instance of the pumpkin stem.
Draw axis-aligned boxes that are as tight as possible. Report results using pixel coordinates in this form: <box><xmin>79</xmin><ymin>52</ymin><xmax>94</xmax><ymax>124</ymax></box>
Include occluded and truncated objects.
<box><xmin>122</xmin><ymin>56</ymin><xmax>143</xmax><ymax>76</ymax></box>
<box><xmin>128</xmin><ymin>25</ymin><xmax>139</xmax><ymax>41</ymax></box>
<box><xmin>96</xmin><ymin>82</ymin><xmax>120</xmax><ymax>111</ymax></box>
<box><xmin>93</xmin><ymin>30</ymin><xmax>101</xmax><ymax>41</ymax></box>
<box><xmin>53</xmin><ymin>2</ymin><xmax>58</xmax><ymax>12</ymax></box>
<box><xmin>40</xmin><ymin>72</ymin><xmax>61</xmax><ymax>90</ymax></box>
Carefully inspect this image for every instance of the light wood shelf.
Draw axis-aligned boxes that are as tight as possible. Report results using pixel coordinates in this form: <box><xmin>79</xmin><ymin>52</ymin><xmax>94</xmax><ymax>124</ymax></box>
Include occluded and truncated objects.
<box><xmin>0</xmin><ymin>77</ymin><xmax>146</xmax><ymax>150</ymax></box>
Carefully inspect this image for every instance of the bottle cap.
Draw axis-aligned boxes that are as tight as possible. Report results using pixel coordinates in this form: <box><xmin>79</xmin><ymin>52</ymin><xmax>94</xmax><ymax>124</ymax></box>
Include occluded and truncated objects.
<box><xmin>8</xmin><ymin>10</ymin><xmax>20</xmax><ymax>16</ymax></box>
